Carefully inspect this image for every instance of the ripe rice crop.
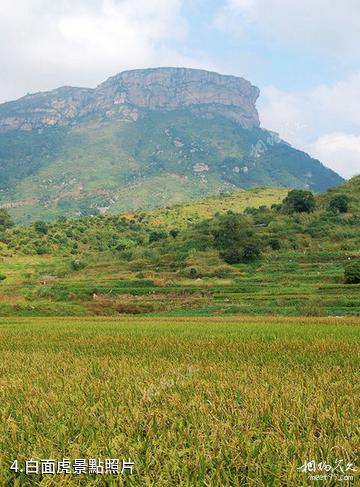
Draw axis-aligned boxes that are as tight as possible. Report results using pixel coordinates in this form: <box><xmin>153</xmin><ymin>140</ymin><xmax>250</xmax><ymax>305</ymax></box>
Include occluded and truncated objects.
<box><xmin>0</xmin><ymin>316</ymin><xmax>359</xmax><ymax>485</ymax></box>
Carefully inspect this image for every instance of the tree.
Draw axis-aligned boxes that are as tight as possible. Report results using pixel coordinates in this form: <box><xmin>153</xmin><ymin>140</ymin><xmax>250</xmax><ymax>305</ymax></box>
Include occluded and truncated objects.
<box><xmin>189</xmin><ymin>267</ymin><xmax>198</xmax><ymax>278</ymax></box>
<box><xmin>271</xmin><ymin>203</ymin><xmax>282</xmax><ymax>212</ymax></box>
<box><xmin>149</xmin><ymin>230</ymin><xmax>167</xmax><ymax>244</ymax></box>
<box><xmin>345</xmin><ymin>260</ymin><xmax>360</xmax><ymax>284</ymax></box>
<box><xmin>268</xmin><ymin>238</ymin><xmax>281</xmax><ymax>250</ymax></box>
<box><xmin>282</xmin><ymin>190</ymin><xmax>316</xmax><ymax>214</ymax></box>
<box><xmin>169</xmin><ymin>228</ymin><xmax>179</xmax><ymax>239</ymax></box>
<box><xmin>221</xmin><ymin>241</ymin><xmax>261</xmax><ymax>264</ymax></box>
<box><xmin>34</xmin><ymin>220</ymin><xmax>49</xmax><ymax>235</ymax></box>
<box><xmin>221</xmin><ymin>247</ymin><xmax>243</xmax><ymax>265</ymax></box>
<box><xmin>329</xmin><ymin>195</ymin><xmax>350</xmax><ymax>213</ymax></box>
<box><xmin>242</xmin><ymin>242</ymin><xmax>261</xmax><ymax>263</ymax></box>
<box><xmin>212</xmin><ymin>213</ymin><xmax>252</xmax><ymax>249</ymax></box>
<box><xmin>0</xmin><ymin>209</ymin><xmax>14</xmax><ymax>230</ymax></box>
<box><xmin>212</xmin><ymin>213</ymin><xmax>262</xmax><ymax>264</ymax></box>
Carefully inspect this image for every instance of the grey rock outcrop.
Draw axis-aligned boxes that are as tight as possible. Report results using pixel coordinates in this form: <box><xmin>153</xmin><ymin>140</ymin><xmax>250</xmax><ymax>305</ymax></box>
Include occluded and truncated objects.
<box><xmin>0</xmin><ymin>68</ymin><xmax>260</xmax><ymax>132</ymax></box>
<box><xmin>0</xmin><ymin>87</ymin><xmax>93</xmax><ymax>131</ymax></box>
<box><xmin>94</xmin><ymin>68</ymin><xmax>260</xmax><ymax>128</ymax></box>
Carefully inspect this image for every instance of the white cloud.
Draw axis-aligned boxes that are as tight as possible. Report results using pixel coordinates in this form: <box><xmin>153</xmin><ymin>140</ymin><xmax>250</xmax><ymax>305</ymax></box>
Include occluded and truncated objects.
<box><xmin>258</xmin><ymin>86</ymin><xmax>310</xmax><ymax>148</ymax></box>
<box><xmin>0</xmin><ymin>0</ymin><xmax>208</xmax><ymax>102</ymax></box>
<box><xmin>217</xmin><ymin>0</ymin><xmax>360</xmax><ymax>62</ymax></box>
<box><xmin>310</xmin><ymin>73</ymin><xmax>360</xmax><ymax>130</ymax></box>
<box><xmin>258</xmin><ymin>73</ymin><xmax>360</xmax><ymax>179</ymax></box>
<box><xmin>311</xmin><ymin>133</ymin><xmax>360</xmax><ymax>179</ymax></box>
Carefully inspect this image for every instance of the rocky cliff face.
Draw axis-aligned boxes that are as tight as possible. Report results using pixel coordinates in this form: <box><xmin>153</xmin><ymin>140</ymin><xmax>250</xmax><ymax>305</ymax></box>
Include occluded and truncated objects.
<box><xmin>0</xmin><ymin>87</ymin><xmax>93</xmax><ymax>132</ymax></box>
<box><xmin>0</xmin><ymin>68</ymin><xmax>260</xmax><ymax>132</ymax></box>
<box><xmin>94</xmin><ymin>68</ymin><xmax>260</xmax><ymax>128</ymax></box>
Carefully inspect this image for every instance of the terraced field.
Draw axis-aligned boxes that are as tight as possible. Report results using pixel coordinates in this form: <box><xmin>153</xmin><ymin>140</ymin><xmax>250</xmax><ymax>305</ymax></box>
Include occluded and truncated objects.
<box><xmin>0</xmin><ymin>249</ymin><xmax>359</xmax><ymax>317</ymax></box>
<box><xmin>0</xmin><ymin>316</ymin><xmax>359</xmax><ymax>485</ymax></box>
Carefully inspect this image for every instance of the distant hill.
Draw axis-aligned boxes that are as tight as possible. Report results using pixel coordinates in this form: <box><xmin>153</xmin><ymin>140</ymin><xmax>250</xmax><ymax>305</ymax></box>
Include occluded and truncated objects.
<box><xmin>0</xmin><ymin>67</ymin><xmax>343</xmax><ymax>222</ymax></box>
<box><xmin>0</xmin><ymin>177</ymin><xmax>359</xmax><ymax>317</ymax></box>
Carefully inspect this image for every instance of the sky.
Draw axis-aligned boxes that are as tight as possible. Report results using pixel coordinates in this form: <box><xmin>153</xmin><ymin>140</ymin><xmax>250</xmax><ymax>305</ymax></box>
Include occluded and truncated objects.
<box><xmin>0</xmin><ymin>0</ymin><xmax>359</xmax><ymax>178</ymax></box>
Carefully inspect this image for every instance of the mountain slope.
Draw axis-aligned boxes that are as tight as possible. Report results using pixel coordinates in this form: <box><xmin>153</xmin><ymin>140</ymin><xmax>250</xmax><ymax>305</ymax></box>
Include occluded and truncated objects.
<box><xmin>0</xmin><ymin>68</ymin><xmax>342</xmax><ymax>222</ymax></box>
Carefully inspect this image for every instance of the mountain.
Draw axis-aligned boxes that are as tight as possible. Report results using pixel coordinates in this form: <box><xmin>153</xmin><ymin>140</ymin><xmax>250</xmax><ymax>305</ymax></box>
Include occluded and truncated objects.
<box><xmin>0</xmin><ymin>67</ymin><xmax>343</xmax><ymax>222</ymax></box>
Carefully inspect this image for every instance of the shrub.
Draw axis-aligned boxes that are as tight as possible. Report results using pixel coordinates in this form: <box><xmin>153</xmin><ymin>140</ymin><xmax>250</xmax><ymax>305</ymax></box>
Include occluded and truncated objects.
<box><xmin>329</xmin><ymin>194</ymin><xmax>350</xmax><ymax>213</ymax></box>
<box><xmin>0</xmin><ymin>209</ymin><xmax>14</xmax><ymax>230</ymax></box>
<box><xmin>149</xmin><ymin>231</ymin><xmax>167</xmax><ymax>244</ymax></box>
<box><xmin>189</xmin><ymin>267</ymin><xmax>198</xmax><ymax>279</ymax></box>
<box><xmin>271</xmin><ymin>203</ymin><xmax>282</xmax><ymax>212</ymax></box>
<box><xmin>169</xmin><ymin>229</ymin><xmax>179</xmax><ymax>238</ymax></box>
<box><xmin>129</xmin><ymin>259</ymin><xmax>149</xmax><ymax>271</ymax></box>
<box><xmin>0</xmin><ymin>274</ymin><xmax>7</xmax><ymax>281</ymax></box>
<box><xmin>116</xmin><ymin>242</ymin><xmax>127</xmax><ymax>251</ymax></box>
<box><xmin>70</xmin><ymin>259</ymin><xmax>87</xmax><ymax>271</ymax></box>
<box><xmin>242</xmin><ymin>242</ymin><xmax>261</xmax><ymax>263</ymax></box>
<box><xmin>115</xmin><ymin>238</ymin><xmax>135</xmax><ymax>251</ymax></box>
<box><xmin>221</xmin><ymin>241</ymin><xmax>261</xmax><ymax>264</ymax></box>
<box><xmin>268</xmin><ymin>238</ymin><xmax>281</xmax><ymax>250</ymax></box>
<box><xmin>34</xmin><ymin>221</ymin><xmax>49</xmax><ymax>235</ymax></box>
<box><xmin>121</xmin><ymin>251</ymin><xmax>133</xmax><ymax>261</ymax></box>
<box><xmin>221</xmin><ymin>247</ymin><xmax>243</xmax><ymax>265</ymax></box>
<box><xmin>178</xmin><ymin>267</ymin><xmax>202</xmax><ymax>279</ymax></box>
<box><xmin>344</xmin><ymin>260</ymin><xmax>360</xmax><ymax>284</ymax></box>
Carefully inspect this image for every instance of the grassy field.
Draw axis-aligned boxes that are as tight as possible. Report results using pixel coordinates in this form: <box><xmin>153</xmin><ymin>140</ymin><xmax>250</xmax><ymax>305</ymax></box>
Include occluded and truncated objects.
<box><xmin>141</xmin><ymin>187</ymin><xmax>288</xmax><ymax>229</ymax></box>
<box><xmin>0</xmin><ymin>316</ymin><xmax>359</xmax><ymax>485</ymax></box>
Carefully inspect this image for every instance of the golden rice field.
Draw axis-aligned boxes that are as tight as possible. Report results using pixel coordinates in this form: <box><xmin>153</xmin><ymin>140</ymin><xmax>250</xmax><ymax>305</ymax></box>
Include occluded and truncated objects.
<box><xmin>0</xmin><ymin>316</ymin><xmax>359</xmax><ymax>486</ymax></box>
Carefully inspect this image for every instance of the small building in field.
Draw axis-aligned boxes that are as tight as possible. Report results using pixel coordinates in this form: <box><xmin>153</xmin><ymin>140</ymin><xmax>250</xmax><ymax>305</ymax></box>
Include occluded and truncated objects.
<box><xmin>122</xmin><ymin>213</ymin><xmax>138</xmax><ymax>220</ymax></box>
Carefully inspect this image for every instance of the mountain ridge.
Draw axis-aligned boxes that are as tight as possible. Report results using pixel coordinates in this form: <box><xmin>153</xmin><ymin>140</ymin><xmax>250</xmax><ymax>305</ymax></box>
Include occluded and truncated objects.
<box><xmin>0</xmin><ymin>67</ymin><xmax>260</xmax><ymax>132</ymax></box>
<box><xmin>0</xmin><ymin>67</ymin><xmax>343</xmax><ymax>222</ymax></box>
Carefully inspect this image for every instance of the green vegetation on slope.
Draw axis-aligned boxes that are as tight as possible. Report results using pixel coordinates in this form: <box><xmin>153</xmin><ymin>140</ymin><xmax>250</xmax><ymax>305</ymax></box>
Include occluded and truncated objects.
<box><xmin>143</xmin><ymin>187</ymin><xmax>288</xmax><ymax>229</ymax></box>
<box><xmin>0</xmin><ymin>179</ymin><xmax>359</xmax><ymax>317</ymax></box>
<box><xmin>0</xmin><ymin>111</ymin><xmax>342</xmax><ymax>223</ymax></box>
